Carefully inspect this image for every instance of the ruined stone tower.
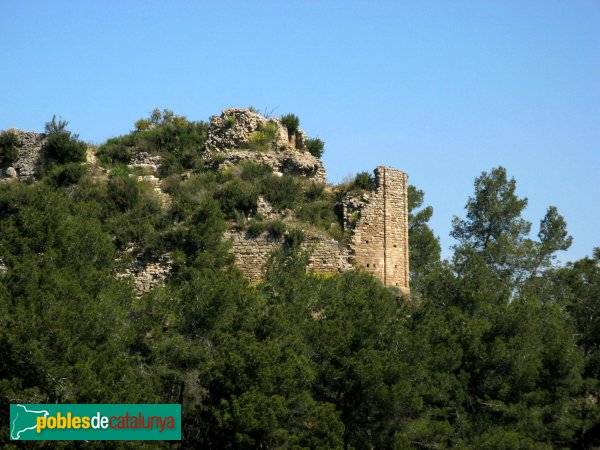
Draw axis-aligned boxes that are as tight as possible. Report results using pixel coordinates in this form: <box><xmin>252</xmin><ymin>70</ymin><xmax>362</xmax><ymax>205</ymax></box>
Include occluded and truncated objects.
<box><xmin>346</xmin><ymin>166</ymin><xmax>410</xmax><ymax>295</ymax></box>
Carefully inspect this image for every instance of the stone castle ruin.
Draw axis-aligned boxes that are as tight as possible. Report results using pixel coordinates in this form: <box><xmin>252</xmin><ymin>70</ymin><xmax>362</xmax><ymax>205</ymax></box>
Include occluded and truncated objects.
<box><xmin>344</xmin><ymin>166</ymin><xmax>410</xmax><ymax>294</ymax></box>
<box><xmin>0</xmin><ymin>108</ymin><xmax>410</xmax><ymax>296</ymax></box>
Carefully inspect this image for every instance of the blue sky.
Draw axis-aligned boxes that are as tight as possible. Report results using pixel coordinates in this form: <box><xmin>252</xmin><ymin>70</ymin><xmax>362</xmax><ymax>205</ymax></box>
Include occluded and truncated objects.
<box><xmin>1</xmin><ymin>1</ymin><xmax>598</xmax><ymax>262</ymax></box>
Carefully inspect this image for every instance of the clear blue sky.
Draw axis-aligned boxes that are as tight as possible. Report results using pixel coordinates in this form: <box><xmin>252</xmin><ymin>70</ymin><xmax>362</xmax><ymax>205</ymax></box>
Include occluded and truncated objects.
<box><xmin>1</xmin><ymin>1</ymin><xmax>598</xmax><ymax>262</ymax></box>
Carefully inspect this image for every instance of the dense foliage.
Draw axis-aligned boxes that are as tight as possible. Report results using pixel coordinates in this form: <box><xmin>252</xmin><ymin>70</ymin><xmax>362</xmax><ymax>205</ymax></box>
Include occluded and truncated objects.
<box><xmin>42</xmin><ymin>116</ymin><xmax>87</xmax><ymax>166</ymax></box>
<box><xmin>0</xmin><ymin>130</ymin><xmax>19</xmax><ymax>168</ymax></box>
<box><xmin>97</xmin><ymin>109</ymin><xmax>209</xmax><ymax>177</ymax></box>
<box><xmin>280</xmin><ymin>113</ymin><xmax>300</xmax><ymax>136</ymax></box>
<box><xmin>305</xmin><ymin>137</ymin><xmax>325</xmax><ymax>158</ymax></box>
<box><xmin>0</xmin><ymin>115</ymin><xmax>598</xmax><ymax>449</ymax></box>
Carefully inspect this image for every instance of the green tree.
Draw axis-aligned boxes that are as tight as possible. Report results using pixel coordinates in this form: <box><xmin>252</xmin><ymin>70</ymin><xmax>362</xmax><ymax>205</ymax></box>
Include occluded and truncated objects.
<box><xmin>306</xmin><ymin>137</ymin><xmax>325</xmax><ymax>158</ymax></box>
<box><xmin>408</xmin><ymin>184</ymin><xmax>441</xmax><ymax>296</ymax></box>
<box><xmin>0</xmin><ymin>130</ymin><xmax>19</xmax><ymax>168</ymax></box>
<box><xmin>353</xmin><ymin>171</ymin><xmax>376</xmax><ymax>190</ymax></box>
<box><xmin>42</xmin><ymin>115</ymin><xmax>87</xmax><ymax>165</ymax></box>
<box><xmin>280</xmin><ymin>113</ymin><xmax>300</xmax><ymax>136</ymax></box>
<box><xmin>306</xmin><ymin>270</ymin><xmax>420</xmax><ymax>448</ymax></box>
<box><xmin>451</xmin><ymin>167</ymin><xmax>571</xmax><ymax>295</ymax></box>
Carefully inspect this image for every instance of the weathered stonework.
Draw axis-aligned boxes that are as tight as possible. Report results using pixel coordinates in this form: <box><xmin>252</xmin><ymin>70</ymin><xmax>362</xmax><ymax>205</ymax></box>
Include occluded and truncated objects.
<box><xmin>225</xmin><ymin>166</ymin><xmax>410</xmax><ymax>296</ymax></box>
<box><xmin>206</xmin><ymin>108</ymin><xmax>289</xmax><ymax>152</ymax></box>
<box><xmin>212</xmin><ymin>148</ymin><xmax>326</xmax><ymax>182</ymax></box>
<box><xmin>345</xmin><ymin>167</ymin><xmax>410</xmax><ymax>295</ymax></box>
<box><xmin>117</xmin><ymin>249</ymin><xmax>173</xmax><ymax>297</ymax></box>
<box><xmin>225</xmin><ymin>230</ymin><xmax>280</xmax><ymax>281</ymax></box>
<box><xmin>225</xmin><ymin>230</ymin><xmax>351</xmax><ymax>282</ymax></box>
<box><xmin>0</xmin><ymin>129</ymin><xmax>46</xmax><ymax>181</ymax></box>
<box><xmin>129</xmin><ymin>151</ymin><xmax>162</xmax><ymax>174</ymax></box>
<box><xmin>303</xmin><ymin>236</ymin><xmax>352</xmax><ymax>275</ymax></box>
<box><xmin>205</xmin><ymin>108</ymin><xmax>327</xmax><ymax>183</ymax></box>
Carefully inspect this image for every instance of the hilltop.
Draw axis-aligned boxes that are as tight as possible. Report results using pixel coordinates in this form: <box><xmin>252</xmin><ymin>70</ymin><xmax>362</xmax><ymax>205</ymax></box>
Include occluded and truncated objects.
<box><xmin>0</xmin><ymin>109</ymin><xmax>597</xmax><ymax>448</ymax></box>
<box><xmin>1</xmin><ymin>108</ymin><xmax>411</xmax><ymax>297</ymax></box>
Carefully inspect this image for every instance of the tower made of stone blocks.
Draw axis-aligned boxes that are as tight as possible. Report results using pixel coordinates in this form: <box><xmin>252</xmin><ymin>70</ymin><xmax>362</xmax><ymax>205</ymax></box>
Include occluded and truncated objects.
<box><xmin>348</xmin><ymin>166</ymin><xmax>410</xmax><ymax>296</ymax></box>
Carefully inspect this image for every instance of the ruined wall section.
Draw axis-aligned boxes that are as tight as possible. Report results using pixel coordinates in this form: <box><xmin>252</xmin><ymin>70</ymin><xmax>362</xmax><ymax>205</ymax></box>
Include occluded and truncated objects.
<box><xmin>347</xmin><ymin>166</ymin><xmax>410</xmax><ymax>294</ymax></box>
<box><xmin>205</xmin><ymin>108</ymin><xmax>327</xmax><ymax>183</ymax></box>
<box><xmin>225</xmin><ymin>231</ymin><xmax>279</xmax><ymax>282</ymax></box>
<box><xmin>0</xmin><ymin>129</ymin><xmax>46</xmax><ymax>181</ymax></box>
<box><xmin>225</xmin><ymin>230</ymin><xmax>351</xmax><ymax>282</ymax></box>
<box><xmin>117</xmin><ymin>248</ymin><xmax>173</xmax><ymax>297</ymax></box>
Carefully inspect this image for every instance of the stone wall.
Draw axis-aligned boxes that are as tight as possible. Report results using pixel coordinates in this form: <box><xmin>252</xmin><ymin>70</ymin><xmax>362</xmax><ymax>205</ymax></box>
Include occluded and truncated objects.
<box><xmin>117</xmin><ymin>250</ymin><xmax>173</xmax><ymax>297</ymax></box>
<box><xmin>225</xmin><ymin>230</ymin><xmax>351</xmax><ymax>282</ymax></box>
<box><xmin>345</xmin><ymin>166</ymin><xmax>410</xmax><ymax>295</ymax></box>
<box><xmin>0</xmin><ymin>129</ymin><xmax>46</xmax><ymax>181</ymax></box>
<box><xmin>224</xmin><ymin>230</ymin><xmax>280</xmax><ymax>282</ymax></box>
<box><xmin>303</xmin><ymin>236</ymin><xmax>352</xmax><ymax>275</ymax></box>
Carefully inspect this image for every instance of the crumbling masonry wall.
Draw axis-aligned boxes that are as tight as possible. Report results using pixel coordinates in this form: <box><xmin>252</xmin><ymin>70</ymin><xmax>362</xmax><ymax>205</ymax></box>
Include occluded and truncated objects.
<box><xmin>225</xmin><ymin>231</ymin><xmax>351</xmax><ymax>282</ymax></box>
<box><xmin>347</xmin><ymin>166</ymin><xmax>410</xmax><ymax>295</ymax></box>
<box><xmin>226</xmin><ymin>166</ymin><xmax>410</xmax><ymax>295</ymax></box>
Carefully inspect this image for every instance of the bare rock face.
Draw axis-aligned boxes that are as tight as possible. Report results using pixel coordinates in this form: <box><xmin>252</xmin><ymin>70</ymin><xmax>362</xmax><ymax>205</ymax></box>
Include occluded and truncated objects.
<box><xmin>205</xmin><ymin>108</ymin><xmax>327</xmax><ymax>183</ymax></box>
<box><xmin>0</xmin><ymin>129</ymin><xmax>46</xmax><ymax>181</ymax></box>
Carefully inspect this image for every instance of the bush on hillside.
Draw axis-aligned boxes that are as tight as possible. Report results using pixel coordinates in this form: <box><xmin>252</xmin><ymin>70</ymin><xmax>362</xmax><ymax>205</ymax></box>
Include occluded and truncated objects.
<box><xmin>285</xmin><ymin>227</ymin><xmax>305</xmax><ymax>250</ymax></box>
<box><xmin>248</xmin><ymin>122</ymin><xmax>278</xmax><ymax>151</ymax></box>
<box><xmin>42</xmin><ymin>116</ymin><xmax>87</xmax><ymax>165</ymax></box>
<box><xmin>215</xmin><ymin>178</ymin><xmax>257</xmax><ymax>217</ymax></box>
<box><xmin>267</xmin><ymin>220</ymin><xmax>286</xmax><ymax>239</ymax></box>
<box><xmin>0</xmin><ymin>130</ymin><xmax>19</xmax><ymax>168</ymax></box>
<box><xmin>305</xmin><ymin>137</ymin><xmax>325</xmax><ymax>158</ymax></box>
<box><xmin>281</xmin><ymin>113</ymin><xmax>300</xmax><ymax>136</ymax></box>
<box><xmin>247</xmin><ymin>219</ymin><xmax>267</xmax><ymax>238</ymax></box>
<box><xmin>261</xmin><ymin>175</ymin><xmax>303</xmax><ymax>210</ymax></box>
<box><xmin>45</xmin><ymin>162</ymin><xmax>86</xmax><ymax>187</ymax></box>
<box><xmin>353</xmin><ymin>171</ymin><xmax>376</xmax><ymax>190</ymax></box>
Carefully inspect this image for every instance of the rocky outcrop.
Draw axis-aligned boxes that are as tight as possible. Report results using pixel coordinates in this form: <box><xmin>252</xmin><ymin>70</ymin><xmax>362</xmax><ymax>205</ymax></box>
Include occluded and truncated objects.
<box><xmin>0</xmin><ymin>129</ymin><xmax>46</xmax><ymax>181</ymax></box>
<box><xmin>205</xmin><ymin>108</ymin><xmax>326</xmax><ymax>183</ymax></box>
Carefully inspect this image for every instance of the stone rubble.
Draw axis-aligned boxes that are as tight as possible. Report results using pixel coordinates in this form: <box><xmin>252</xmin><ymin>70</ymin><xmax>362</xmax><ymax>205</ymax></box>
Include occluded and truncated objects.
<box><xmin>129</xmin><ymin>151</ymin><xmax>162</xmax><ymax>174</ymax></box>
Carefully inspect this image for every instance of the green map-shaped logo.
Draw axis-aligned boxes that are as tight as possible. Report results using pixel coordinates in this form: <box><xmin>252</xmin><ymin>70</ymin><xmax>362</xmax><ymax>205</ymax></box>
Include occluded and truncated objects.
<box><xmin>10</xmin><ymin>404</ymin><xmax>49</xmax><ymax>440</ymax></box>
